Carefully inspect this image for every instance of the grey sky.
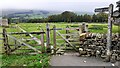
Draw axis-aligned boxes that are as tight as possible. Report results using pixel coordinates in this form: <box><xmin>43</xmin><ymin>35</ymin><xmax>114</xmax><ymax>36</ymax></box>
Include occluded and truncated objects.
<box><xmin>0</xmin><ymin>0</ymin><xmax>119</xmax><ymax>12</ymax></box>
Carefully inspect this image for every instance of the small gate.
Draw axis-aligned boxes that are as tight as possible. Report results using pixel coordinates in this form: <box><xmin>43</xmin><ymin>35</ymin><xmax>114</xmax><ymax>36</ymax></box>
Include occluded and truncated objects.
<box><xmin>2</xmin><ymin>26</ymin><xmax>45</xmax><ymax>54</ymax></box>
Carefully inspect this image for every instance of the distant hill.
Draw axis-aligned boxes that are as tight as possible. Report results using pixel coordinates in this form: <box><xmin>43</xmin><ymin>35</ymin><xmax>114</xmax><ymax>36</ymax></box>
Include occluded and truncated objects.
<box><xmin>1</xmin><ymin>9</ymin><xmax>61</xmax><ymax>18</ymax></box>
<box><xmin>1</xmin><ymin>9</ymin><xmax>94</xmax><ymax>19</ymax></box>
<box><xmin>2</xmin><ymin>9</ymin><xmax>30</xmax><ymax>16</ymax></box>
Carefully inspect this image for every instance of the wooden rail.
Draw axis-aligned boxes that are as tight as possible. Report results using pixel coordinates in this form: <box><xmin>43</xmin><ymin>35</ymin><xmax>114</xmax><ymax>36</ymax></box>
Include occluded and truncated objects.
<box><xmin>2</xmin><ymin>27</ymin><xmax>45</xmax><ymax>54</ymax></box>
<box><xmin>56</xmin><ymin>30</ymin><xmax>78</xmax><ymax>51</ymax></box>
<box><xmin>50</xmin><ymin>28</ymin><xmax>79</xmax><ymax>30</ymax></box>
<box><xmin>0</xmin><ymin>32</ymin><xmax>45</xmax><ymax>34</ymax></box>
<box><xmin>17</xmin><ymin>25</ymin><xmax>42</xmax><ymax>45</ymax></box>
<box><xmin>7</xmin><ymin>34</ymin><xmax>42</xmax><ymax>53</ymax></box>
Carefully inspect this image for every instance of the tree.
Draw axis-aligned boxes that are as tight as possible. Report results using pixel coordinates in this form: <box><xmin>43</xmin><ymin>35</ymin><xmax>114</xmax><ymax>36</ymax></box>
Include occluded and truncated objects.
<box><xmin>47</xmin><ymin>11</ymin><xmax>108</xmax><ymax>23</ymax></box>
<box><xmin>83</xmin><ymin>14</ymin><xmax>92</xmax><ymax>22</ymax></box>
<box><xmin>92</xmin><ymin>13</ymin><xmax>108</xmax><ymax>23</ymax></box>
<box><xmin>97</xmin><ymin>13</ymin><xmax>108</xmax><ymax>22</ymax></box>
<box><xmin>48</xmin><ymin>15</ymin><xmax>62</xmax><ymax>22</ymax></box>
<box><xmin>61</xmin><ymin>11</ymin><xmax>77</xmax><ymax>23</ymax></box>
<box><xmin>92</xmin><ymin>14</ymin><xmax>98</xmax><ymax>22</ymax></box>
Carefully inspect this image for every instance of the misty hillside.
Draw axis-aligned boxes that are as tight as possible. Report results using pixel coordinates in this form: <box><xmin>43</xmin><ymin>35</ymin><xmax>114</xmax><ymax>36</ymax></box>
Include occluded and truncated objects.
<box><xmin>1</xmin><ymin>9</ymin><xmax>94</xmax><ymax>18</ymax></box>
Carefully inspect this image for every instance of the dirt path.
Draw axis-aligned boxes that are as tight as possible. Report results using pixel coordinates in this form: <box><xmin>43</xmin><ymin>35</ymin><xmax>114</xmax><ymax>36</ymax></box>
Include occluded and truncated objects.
<box><xmin>50</xmin><ymin>52</ymin><xmax>119</xmax><ymax>67</ymax></box>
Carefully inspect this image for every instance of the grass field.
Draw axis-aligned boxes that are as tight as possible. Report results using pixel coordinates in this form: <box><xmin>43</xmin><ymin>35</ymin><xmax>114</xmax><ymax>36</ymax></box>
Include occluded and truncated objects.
<box><xmin>0</xmin><ymin>26</ymin><xmax>2</xmax><ymax>66</ymax></box>
<box><xmin>0</xmin><ymin>23</ymin><xmax>119</xmax><ymax>67</ymax></box>
<box><xmin>17</xmin><ymin>23</ymin><xmax>119</xmax><ymax>33</ymax></box>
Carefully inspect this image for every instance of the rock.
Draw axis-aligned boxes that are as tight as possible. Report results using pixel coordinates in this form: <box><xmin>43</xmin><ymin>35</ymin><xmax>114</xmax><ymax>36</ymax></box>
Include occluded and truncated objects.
<box><xmin>83</xmin><ymin>61</ymin><xmax>86</xmax><ymax>63</ymax></box>
<box><xmin>112</xmin><ymin>64</ymin><xmax>115</xmax><ymax>66</ymax></box>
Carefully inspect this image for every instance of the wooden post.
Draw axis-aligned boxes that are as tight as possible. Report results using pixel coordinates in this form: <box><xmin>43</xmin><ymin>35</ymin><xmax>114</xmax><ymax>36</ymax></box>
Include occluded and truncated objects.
<box><xmin>66</xmin><ymin>25</ymin><xmax>69</xmax><ymax>47</ymax></box>
<box><xmin>106</xmin><ymin>4</ymin><xmax>114</xmax><ymax>60</ymax></box>
<box><xmin>79</xmin><ymin>25</ymin><xmax>82</xmax><ymax>34</ymax></box>
<box><xmin>79</xmin><ymin>23</ymin><xmax>85</xmax><ymax>35</ymax></box>
<box><xmin>3</xmin><ymin>28</ymin><xmax>9</xmax><ymax>54</ymax></box>
<box><xmin>41</xmin><ymin>29</ymin><xmax>44</xmax><ymax>53</ymax></box>
<box><xmin>46</xmin><ymin>23</ymin><xmax>50</xmax><ymax>52</ymax></box>
<box><xmin>53</xmin><ymin>25</ymin><xmax>56</xmax><ymax>53</ymax></box>
<box><xmin>118</xmin><ymin>4</ymin><xmax>120</xmax><ymax>39</ymax></box>
<box><xmin>82</xmin><ymin>22</ymin><xmax>86</xmax><ymax>33</ymax></box>
<box><xmin>85</xmin><ymin>24</ymin><xmax>89</xmax><ymax>33</ymax></box>
<box><xmin>14</xmin><ymin>39</ymin><xmax>17</xmax><ymax>49</ymax></box>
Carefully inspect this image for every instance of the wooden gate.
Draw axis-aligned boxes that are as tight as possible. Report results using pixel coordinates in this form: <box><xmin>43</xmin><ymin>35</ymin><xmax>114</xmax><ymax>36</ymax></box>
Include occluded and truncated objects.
<box><xmin>2</xmin><ymin>27</ymin><xmax>45</xmax><ymax>54</ymax></box>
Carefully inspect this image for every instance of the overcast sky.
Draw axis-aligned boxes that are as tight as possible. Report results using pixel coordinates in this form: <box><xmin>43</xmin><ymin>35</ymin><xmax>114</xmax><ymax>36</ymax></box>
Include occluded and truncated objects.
<box><xmin>0</xmin><ymin>0</ymin><xmax>119</xmax><ymax>12</ymax></box>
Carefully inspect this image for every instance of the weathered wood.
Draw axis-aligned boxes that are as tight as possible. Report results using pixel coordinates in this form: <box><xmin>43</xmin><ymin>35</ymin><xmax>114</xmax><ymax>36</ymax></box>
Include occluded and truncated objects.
<box><xmin>14</xmin><ymin>39</ymin><xmax>17</xmax><ymax>49</ymax></box>
<box><xmin>46</xmin><ymin>23</ymin><xmax>50</xmax><ymax>48</ymax></box>
<box><xmin>56</xmin><ymin>39</ymin><xmax>63</xmax><ymax>40</ymax></box>
<box><xmin>64</xmin><ymin>28</ymin><xmax>79</xmax><ymax>30</ymax></box>
<box><xmin>113</xmin><ymin>10</ymin><xmax>120</xmax><ymax>17</ymax></box>
<box><xmin>79</xmin><ymin>25</ymin><xmax>82</xmax><ymax>34</ymax></box>
<box><xmin>3</xmin><ymin>28</ymin><xmax>8</xmax><ymax>54</ymax></box>
<box><xmin>50</xmin><ymin>28</ymin><xmax>79</xmax><ymax>30</ymax></box>
<box><xmin>85</xmin><ymin>24</ymin><xmax>89</xmax><ymax>33</ymax></box>
<box><xmin>7</xmin><ymin>34</ymin><xmax>41</xmax><ymax>53</ymax></box>
<box><xmin>22</xmin><ymin>38</ymin><xmax>34</xmax><ymax>41</ymax></box>
<box><xmin>53</xmin><ymin>25</ymin><xmax>56</xmax><ymax>50</ymax></box>
<box><xmin>56</xmin><ymin>30</ymin><xmax>78</xmax><ymax>51</ymax></box>
<box><xmin>41</xmin><ymin>29</ymin><xmax>45</xmax><ymax>53</ymax></box>
<box><xmin>66</xmin><ymin>42</ymin><xmax>81</xmax><ymax>45</ymax></box>
<box><xmin>17</xmin><ymin>25</ymin><xmax>42</xmax><ymax>45</ymax></box>
<box><xmin>10</xmin><ymin>46</ymin><xmax>21</xmax><ymax>53</ymax></box>
<box><xmin>106</xmin><ymin>4</ymin><xmax>114</xmax><ymax>56</ymax></box>
<box><xmin>17</xmin><ymin>48</ymin><xmax>40</xmax><ymax>50</ymax></box>
<box><xmin>61</xmin><ymin>34</ymin><xmax>77</xmax><ymax>36</ymax></box>
<box><xmin>67</xmin><ymin>39</ymin><xmax>79</xmax><ymax>42</ymax></box>
<box><xmin>2</xmin><ymin>28</ymin><xmax>10</xmax><ymax>54</ymax></box>
<box><xmin>66</xmin><ymin>25</ymin><xmax>69</xmax><ymax>47</ymax></box>
<box><xmin>0</xmin><ymin>32</ymin><xmax>45</xmax><ymax>34</ymax></box>
<box><xmin>50</xmin><ymin>28</ymin><xmax>62</xmax><ymax>30</ymax></box>
<box><xmin>82</xmin><ymin>22</ymin><xmax>86</xmax><ymax>33</ymax></box>
<box><xmin>116</xmin><ymin>1</ymin><xmax>120</xmax><ymax>7</ymax></box>
<box><xmin>95</xmin><ymin>7</ymin><xmax>109</xmax><ymax>12</ymax></box>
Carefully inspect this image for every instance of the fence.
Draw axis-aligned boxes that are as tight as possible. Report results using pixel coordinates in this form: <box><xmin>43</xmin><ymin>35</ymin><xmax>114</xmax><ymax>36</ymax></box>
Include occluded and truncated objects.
<box><xmin>2</xmin><ymin>27</ymin><xmax>45</xmax><ymax>54</ymax></box>
<box><xmin>1</xmin><ymin>23</ymin><xmax>120</xmax><ymax>62</ymax></box>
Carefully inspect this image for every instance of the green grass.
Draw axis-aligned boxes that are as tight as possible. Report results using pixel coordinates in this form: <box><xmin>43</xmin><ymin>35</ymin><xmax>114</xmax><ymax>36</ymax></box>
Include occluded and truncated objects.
<box><xmin>0</xmin><ymin>26</ymin><xmax>2</xmax><ymax>66</ymax></box>
<box><xmin>16</xmin><ymin>23</ymin><xmax>119</xmax><ymax>35</ymax></box>
<box><xmin>88</xmin><ymin>23</ymin><xmax>119</xmax><ymax>33</ymax></box>
<box><xmin>0</xmin><ymin>22</ymin><xmax>119</xmax><ymax>67</ymax></box>
<box><xmin>2</xmin><ymin>54</ymin><xmax>50</xmax><ymax>67</ymax></box>
<box><xmin>0</xmin><ymin>24</ymin><xmax>51</xmax><ymax>67</ymax></box>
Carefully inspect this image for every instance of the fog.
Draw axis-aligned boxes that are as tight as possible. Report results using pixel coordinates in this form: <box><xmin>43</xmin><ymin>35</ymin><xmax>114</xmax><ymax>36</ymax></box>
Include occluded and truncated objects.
<box><xmin>0</xmin><ymin>0</ymin><xmax>118</xmax><ymax>12</ymax></box>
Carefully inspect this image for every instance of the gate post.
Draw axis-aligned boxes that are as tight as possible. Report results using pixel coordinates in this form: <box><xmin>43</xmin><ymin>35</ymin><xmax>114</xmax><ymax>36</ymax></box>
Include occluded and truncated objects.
<box><xmin>3</xmin><ymin>28</ymin><xmax>9</xmax><ymax>54</ymax></box>
<box><xmin>53</xmin><ymin>25</ymin><xmax>56</xmax><ymax>54</ymax></box>
<box><xmin>41</xmin><ymin>29</ymin><xmax>45</xmax><ymax>53</ymax></box>
<box><xmin>66</xmin><ymin>25</ymin><xmax>69</xmax><ymax>47</ymax></box>
<box><xmin>46</xmin><ymin>23</ymin><xmax>50</xmax><ymax>52</ymax></box>
<box><xmin>79</xmin><ymin>24</ymin><xmax>82</xmax><ymax>34</ymax></box>
<box><xmin>82</xmin><ymin>22</ymin><xmax>86</xmax><ymax>33</ymax></box>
